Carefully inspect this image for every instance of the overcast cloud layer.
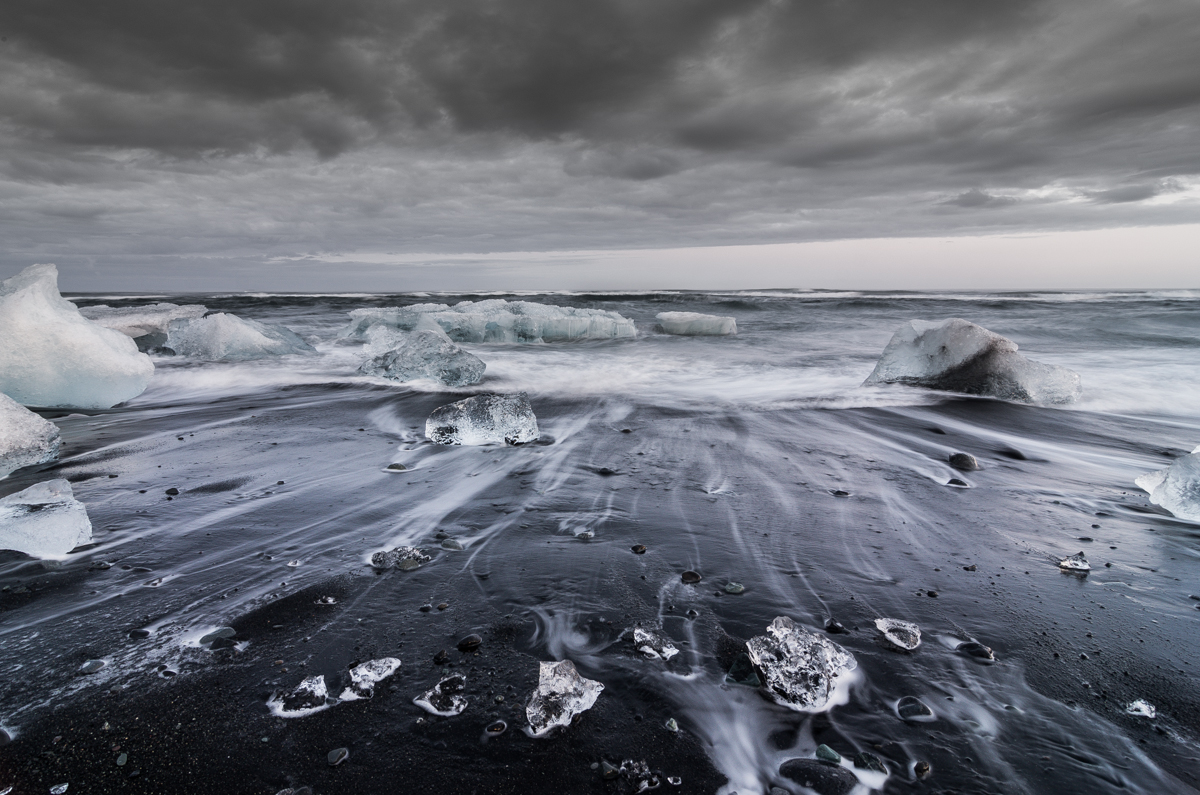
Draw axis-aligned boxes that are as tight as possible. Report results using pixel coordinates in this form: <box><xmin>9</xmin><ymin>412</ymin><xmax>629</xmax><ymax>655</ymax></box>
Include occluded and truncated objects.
<box><xmin>1</xmin><ymin>0</ymin><xmax>1198</xmax><ymax>288</ymax></box>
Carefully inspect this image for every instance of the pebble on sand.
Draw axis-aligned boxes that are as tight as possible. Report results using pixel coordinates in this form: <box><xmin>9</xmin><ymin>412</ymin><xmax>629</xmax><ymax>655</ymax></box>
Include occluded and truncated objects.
<box><xmin>327</xmin><ymin>747</ymin><xmax>349</xmax><ymax>766</ymax></box>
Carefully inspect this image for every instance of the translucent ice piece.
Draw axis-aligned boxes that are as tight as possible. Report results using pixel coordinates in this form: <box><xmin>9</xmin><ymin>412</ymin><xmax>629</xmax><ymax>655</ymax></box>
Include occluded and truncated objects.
<box><xmin>1058</xmin><ymin>552</ymin><xmax>1091</xmax><ymax>572</ymax></box>
<box><xmin>875</xmin><ymin>617</ymin><xmax>922</xmax><ymax>651</ymax></box>
<box><xmin>655</xmin><ymin>311</ymin><xmax>737</xmax><ymax>336</ymax></box>
<box><xmin>426</xmin><ymin>393</ymin><xmax>539</xmax><ymax>446</ymax></box>
<box><xmin>1136</xmin><ymin>447</ymin><xmax>1200</xmax><ymax>522</ymax></box>
<box><xmin>0</xmin><ymin>479</ymin><xmax>92</xmax><ymax>559</ymax></box>
<box><xmin>359</xmin><ymin>329</ymin><xmax>485</xmax><ymax>387</ymax></box>
<box><xmin>0</xmin><ymin>264</ymin><xmax>153</xmax><ymax>409</ymax></box>
<box><xmin>267</xmin><ymin>675</ymin><xmax>331</xmax><ymax>718</ymax></box>
<box><xmin>0</xmin><ymin>393</ymin><xmax>60</xmax><ymax>479</ymax></box>
<box><xmin>342</xmin><ymin>300</ymin><xmax>636</xmax><ymax>344</ymax></box>
<box><xmin>339</xmin><ymin>658</ymin><xmax>401</xmax><ymax>701</ymax></box>
<box><xmin>79</xmin><ymin>303</ymin><xmax>208</xmax><ymax>339</ymax></box>
<box><xmin>631</xmin><ymin>627</ymin><xmax>679</xmax><ymax>660</ymax></box>
<box><xmin>745</xmin><ymin>616</ymin><xmax>857</xmax><ymax>712</ymax></box>
<box><xmin>525</xmin><ymin>659</ymin><xmax>604</xmax><ymax>736</ymax></box>
<box><xmin>414</xmin><ymin>674</ymin><xmax>468</xmax><ymax>716</ymax></box>
<box><xmin>165</xmin><ymin>313</ymin><xmax>315</xmax><ymax>361</ymax></box>
<box><xmin>1125</xmin><ymin>699</ymin><xmax>1156</xmax><ymax>718</ymax></box>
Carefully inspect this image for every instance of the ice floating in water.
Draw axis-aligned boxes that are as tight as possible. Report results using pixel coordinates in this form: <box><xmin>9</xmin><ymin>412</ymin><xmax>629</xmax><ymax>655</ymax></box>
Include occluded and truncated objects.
<box><xmin>1136</xmin><ymin>447</ymin><xmax>1200</xmax><ymax>521</ymax></box>
<box><xmin>0</xmin><ymin>264</ymin><xmax>154</xmax><ymax>409</ymax></box>
<box><xmin>0</xmin><ymin>393</ymin><xmax>60</xmax><ymax>479</ymax></box>
<box><xmin>341</xmin><ymin>300</ymin><xmax>636</xmax><ymax>343</ymax></box>
<box><xmin>745</xmin><ymin>616</ymin><xmax>857</xmax><ymax>712</ymax></box>
<box><xmin>339</xmin><ymin>657</ymin><xmax>401</xmax><ymax>701</ymax></box>
<box><xmin>359</xmin><ymin>329</ymin><xmax>485</xmax><ymax>387</ymax></box>
<box><xmin>875</xmin><ymin>618</ymin><xmax>922</xmax><ymax>651</ymax></box>
<box><xmin>414</xmin><ymin>674</ymin><xmax>468</xmax><ymax>716</ymax></box>
<box><xmin>165</xmin><ymin>313</ymin><xmax>315</xmax><ymax>361</ymax></box>
<box><xmin>631</xmin><ymin>627</ymin><xmax>679</xmax><ymax>660</ymax></box>
<box><xmin>525</xmin><ymin>659</ymin><xmax>604</xmax><ymax>736</ymax></box>
<box><xmin>0</xmin><ymin>479</ymin><xmax>92</xmax><ymax>559</ymax></box>
<box><xmin>426</xmin><ymin>393</ymin><xmax>539</xmax><ymax>446</ymax></box>
<box><xmin>655</xmin><ymin>311</ymin><xmax>737</xmax><ymax>336</ymax></box>
<box><xmin>79</xmin><ymin>302</ymin><xmax>207</xmax><ymax>350</ymax></box>
<box><xmin>1058</xmin><ymin>552</ymin><xmax>1091</xmax><ymax>573</ymax></box>
<box><xmin>370</xmin><ymin>546</ymin><xmax>430</xmax><ymax>570</ymax></box>
<box><xmin>267</xmin><ymin>675</ymin><xmax>332</xmax><ymax>718</ymax></box>
<box><xmin>1125</xmin><ymin>699</ymin><xmax>1156</xmax><ymax>718</ymax></box>
<box><xmin>863</xmin><ymin>318</ymin><xmax>1081</xmax><ymax>404</ymax></box>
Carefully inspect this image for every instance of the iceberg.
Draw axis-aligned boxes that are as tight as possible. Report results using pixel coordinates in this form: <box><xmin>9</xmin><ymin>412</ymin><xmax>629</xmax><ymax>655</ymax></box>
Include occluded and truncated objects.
<box><xmin>0</xmin><ymin>479</ymin><xmax>92</xmax><ymax>559</ymax></box>
<box><xmin>359</xmin><ymin>329</ymin><xmax>486</xmax><ymax>387</ymax></box>
<box><xmin>339</xmin><ymin>657</ymin><xmax>401</xmax><ymax>701</ymax></box>
<box><xmin>1136</xmin><ymin>447</ymin><xmax>1200</xmax><ymax>521</ymax></box>
<box><xmin>341</xmin><ymin>300</ymin><xmax>636</xmax><ymax>344</ymax></box>
<box><xmin>0</xmin><ymin>264</ymin><xmax>154</xmax><ymax>409</ymax></box>
<box><xmin>164</xmin><ymin>313</ymin><xmax>315</xmax><ymax>361</ymax></box>
<box><xmin>0</xmin><ymin>393</ymin><xmax>60</xmax><ymax>479</ymax></box>
<box><xmin>426</xmin><ymin>393</ymin><xmax>539</xmax><ymax>446</ymax></box>
<box><xmin>655</xmin><ymin>311</ymin><xmax>737</xmax><ymax>336</ymax></box>
<box><xmin>79</xmin><ymin>303</ymin><xmax>207</xmax><ymax>350</ymax></box>
<box><xmin>863</xmin><ymin>318</ymin><xmax>1081</xmax><ymax>404</ymax></box>
<box><xmin>525</xmin><ymin>659</ymin><xmax>604</xmax><ymax>736</ymax></box>
<box><xmin>745</xmin><ymin>616</ymin><xmax>857</xmax><ymax>712</ymax></box>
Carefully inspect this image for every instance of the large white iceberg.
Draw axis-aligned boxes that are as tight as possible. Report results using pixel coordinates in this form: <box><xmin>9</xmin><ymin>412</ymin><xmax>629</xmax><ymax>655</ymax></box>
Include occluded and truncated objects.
<box><xmin>863</xmin><ymin>318</ymin><xmax>1081</xmax><ymax>404</ymax></box>
<box><xmin>165</xmin><ymin>313</ymin><xmax>315</xmax><ymax>361</ymax></box>
<box><xmin>0</xmin><ymin>393</ymin><xmax>60</xmax><ymax>479</ymax></box>
<box><xmin>79</xmin><ymin>302</ymin><xmax>208</xmax><ymax>342</ymax></box>
<box><xmin>656</xmin><ymin>311</ymin><xmax>737</xmax><ymax>336</ymax></box>
<box><xmin>341</xmin><ymin>300</ymin><xmax>636</xmax><ymax>344</ymax></box>
<box><xmin>0</xmin><ymin>479</ymin><xmax>92</xmax><ymax>558</ymax></box>
<box><xmin>426</xmin><ymin>393</ymin><xmax>539</xmax><ymax>446</ymax></box>
<box><xmin>525</xmin><ymin>659</ymin><xmax>604</xmax><ymax>736</ymax></box>
<box><xmin>745</xmin><ymin>616</ymin><xmax>857</xmax><ymax>712</ymax></box>
<box><xmin>359</xmin><ymin>328</ymin><xmax>485</xmax><ymax>387</ymax></box>
<box><xmin>1136</xmin><ymin>447</ymin><xmax>1200</xmax><ymax>521</ymax></box>
<box><xmin>0</xmin><ymin>264</ymin><xmax>154</xmax><ymax>409</ymax></box>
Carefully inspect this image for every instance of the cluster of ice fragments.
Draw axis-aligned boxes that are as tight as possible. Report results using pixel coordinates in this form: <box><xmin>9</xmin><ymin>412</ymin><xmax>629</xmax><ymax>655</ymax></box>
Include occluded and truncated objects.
<box><xmin>426</xmin><ymin>393</ymin><xmax>539</xmax><ymax>446</ymax></box>
<box><xmin>864</xmin><ymin>318</ymin><xmax>1081</xmax><ymax>404</ymax></box>
<box><xmin>525</xmin><ymin>659</ymin><xmax>605</xmax><ymax>736</ymax></box>
<box><xmin>80</xmin><ymin>302</ymin><xmax>207</xmax><ymax>351</ymax></box>
<box><xmin>0</xmin><ymin>393</ymin><xmax>60</xmax><ymax>479</ymax></box>
<box><xmin>0</xmin><ymin>479</ymin><xmax>92</xmax><ymax>559</ymax></box>
<box><xmin>359</xmin><ymin>326</ymin><xmax>485</xmax><ymax>387</ymax></box>
<box><xmin>269</xmin><ymin>658</ymin><xmax>401</xmax><ymax>717</ymax></box>
<box><xmin>655</xmin><ymin>311</ymin><xmax>737</xmax><ymax>336</ymax></box>
<box><xmin>165</xmin><ymin>313</ymin><xmax>314</xmax><ymax>361</ymax></box>
<box><xmin>342</xmin><ymin>300</ymin><xmax>637</xmax><ymax>344</ymax></box>
<box><xmin>745</xmin><ymin>616</ymin><xmax>858</xmax><ymax>712</ymax></box>
<box><xmin>1136</xmin><ymin>447</ymin><xmax>1200</xmax><ymax>521</ymax></box>
<box><xmin>0</xmin><ymin>265</ymin><xmax>153</xmax><ymax>408</ymax></box>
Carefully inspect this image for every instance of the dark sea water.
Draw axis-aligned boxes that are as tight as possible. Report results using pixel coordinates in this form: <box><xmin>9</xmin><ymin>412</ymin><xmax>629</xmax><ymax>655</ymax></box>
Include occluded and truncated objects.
<box><xmin>2</xmin><ymin>289</ymin><xmax>1199</xmax><ymax>795</ymax></box>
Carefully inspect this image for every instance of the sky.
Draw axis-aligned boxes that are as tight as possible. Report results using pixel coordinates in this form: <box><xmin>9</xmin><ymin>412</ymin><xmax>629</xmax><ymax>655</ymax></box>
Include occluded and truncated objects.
<box><xmin>1</xmin><ymin>0</ymin><xmax>1198</xmax><ymax>291</ymax></box>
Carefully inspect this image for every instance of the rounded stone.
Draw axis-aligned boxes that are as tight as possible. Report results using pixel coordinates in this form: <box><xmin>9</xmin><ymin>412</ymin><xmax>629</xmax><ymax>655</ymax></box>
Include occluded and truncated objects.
<box><xmin>199</xmin><ymin>627</ymin><xmax>236</xmax><ymax>645</ymax></box>
<box><xmin>828</xmin><ymin>489</ymin><xmax>851</xmax><ymax>497</ymax></box>
<box><xmin>778</xmin><ymin>758</ymin><xmax>858</xmax><ymax>795</ymax></box>
<box><xmin>824</xmin><ymin>618</ymin><xmax>847</xmax><ymax>634</ymax></box>
<box><xmin>914</xmin><ymin>760</ymin><xmax>931</xmax><ymax>778</ymax></box>
<box><xmin>947</xmin><ymin>478</ymin><xmax>968</xmax><ymax>487</ymax></box>
<box><xmin>457</xmin><ymin>634</ymin><xmax>482</xmax><ymax>652</ymax></box>
<box><xmin>852</xmin><ymin>752</ymin><xmax>887</xmax><ymax>773</ymax></box>
<box><xmin>724</xmin><ymin>582</ymin><xmax>745</xmax><ymax>595</ymax></box>
<box><xmin>328</xmin><ymin>747</ymin><xmax>349</xmax><ymax>766</ymax></box>
<box><xmin>681</xmin><ymin>570</ymin><xmax>702</xmax><ymax>584</ymax></box>
<box><xmin>957</xmin><ymin>641</ymin><xmax>995</xmax><ymax>662</ymax></box>
<box><xmin>433</xmin><ymin>649</ymin><xmax>449</xmax><ymax>664</ymax></box>
<box><xmin>128</xmin><ymin>628</ymin><xmax>151</xmax><ymax>639</ymax></box>
<box><xmin>440</xmin><ymin>538</ymin><xmax>464</xmax><ymax>551</ymax></box>
<box><xmin>80</xmin><ymin>659</ymin><xmax>107</xmax><ymax>674</ymax></box>
<box><xmin>949</xmin><ymin>453</ymin><xmax>980</xmax><ymax>471</ymax></box>
<box><xmin>165</xmin><ymin>487</ymin><xmax>180</xmax><ymax>496</ymax></box>
<box><xmin>485</xmin><ymin>720</ymin><xmax>507</xmax><ymax>735</ymax></box>
<box><xmin>631</xmin><ymin>544</ymin><xmax>646</xmax><ymax>554</ymax></box>
<box><xmin>815</xmin><ymin>744</ymin><xmax>841</xmax><ymax>763</ymax></box>
<box><xmin>897</xmin><ymin>696</ymin><xmax>935</xmax><ymax>721</ymax></box>
<box><xmin>385</xmin><ymin>463</ymin><xmax>407</xmax><ymax>472</ymax></box>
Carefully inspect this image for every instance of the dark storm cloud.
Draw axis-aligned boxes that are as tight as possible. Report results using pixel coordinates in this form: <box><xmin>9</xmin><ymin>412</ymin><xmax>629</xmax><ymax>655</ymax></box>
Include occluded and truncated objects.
<box><xmin>0</xmin><ymin>0</ymin><xmax>1198</xmax><ymax>284</ymax></box>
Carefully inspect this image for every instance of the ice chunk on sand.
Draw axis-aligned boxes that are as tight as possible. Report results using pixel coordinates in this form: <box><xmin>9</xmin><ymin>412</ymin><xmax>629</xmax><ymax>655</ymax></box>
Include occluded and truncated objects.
<box><xmin>267</xmin><ymin>675</ymin><xmax>332</xmax><ymax>718</ymax></box>
<box><xmin>165</xmin><ymin>313</ymin><xmax>315</xmax><ymax>361</ymax></box>
<box><xmin>0</xmin><ymin>479</ymin><xmax>92</xmax><ymax>559</ymax></box>
<box><xmin>360</xmin><ymin>329</ymin><xmax>485</xmax><ymax>387</ymax></box>
<box><xmin>1125</xmin><ymin>699</ymin><xmax>1156</xmax><ymax>718</ymax></box>
<box><xmin>414</xmin><ymin>674</ymin><xmax>468</xmax><ymax>716</ymax></box>
<box><xmin>525</xmin><ymin>659</ymin><xmax>604</xmax><ymax>736</ymax></box>
<box><xmin>79</xmin><ymin>303</ymin><xmax>207</xmax><ymax>341</ymax></box>
<box><xmin>370</xmin><ymin>546</ymin><xmax>430</xmax><ymax>570</ymax></box>
<box><xmin>745</xmin><ymin>616</ymin><xmax>857</xmax><ymax>712</ymax></box>
<box><xmin>863</xmin><ymin>318</ymin><xmax>1081</xmax><ymax>404</ymax></box>
<box><xmin>426</xmin><ymin>393</ymin><xmax>539</xmax><ymax>446</ymax></box>
<box><xmin>1136</xmin><ymin>447</ymin><xmax>1200</xmax><ymax>522</ymax></box>
<box><xmin>1058</xmin><ymin>552</ymin><xmax>1091</xmax><ymax>573</ymax></box>
<box><xmin>655</xmin><ymin>311</ymin><xmax>737</xmax><ymax>336</ymax></box>
<box><xmin>630</xmin><ymin>627</ymin><xmax>679</xmax><ymax>660</ymax></box>
<box><xmin>341</xmin><ymin>300</ymin><xmax>636</xmax><ymax>344</ymax></box>
<box><xmin>0</xmin><ymin>393</ymin><xmax>60</xmax><ymax>479</ymax></box>
<box><xmin>339</xmin><ymin>657</ymin><xmax>401</xmax><ymax>701</ymax></box>
<box><xmin>875</xmin><ymin>618</ymin><xmax>922</xmax><ymax>651</ymax></box>
<box><xmin>0</xmin><ymin>264</ymin><xmax>154</xmax><ymax>409</ymax></box>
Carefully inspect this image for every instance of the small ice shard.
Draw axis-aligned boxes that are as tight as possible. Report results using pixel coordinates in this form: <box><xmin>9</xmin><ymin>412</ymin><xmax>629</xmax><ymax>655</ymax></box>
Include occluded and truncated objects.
<box><xmin>631</xmin><ymin>627</ymin><xmax>679</xmax><ymax>660</ymax></box>
<box><xmin>863</xmin><ymin>318</ymin><xmax>1081</xmax><ymax>404</ymax></box>
<box><xmin>79</xmin><ymin>303</ymin><xmax>208</xmax><ymax>348</ymax></box>
<box><xmin>0</xmin><ymin>264</ymin><xmax>154</xmax><ymax>409</ymax></box>
<box><xmin>1125</xmin><ymin>699</ymin><xmax>1156</xmax><ymax>718</ymax></box>
<box><xmin>778</xmin><ymin>758</ymin><xmax>858</xmax><ymax>795</ymax></box>
<box><xmin>745</xmin><ymin>616</ymin><xmax>857</xmax><ymax>712</ymax></box>
<box><xmin>426</xmin><ymin>393</ymin><xmax>539</xmax><ymax>446</ymax></box>
<box><xmin>164</xmin><ymin>313</ymin><xmax>315</xmax><ymax>361</ymax></box>
<box><xmin>339</xmin><ymin>657</ymin><xmax>401</xmax><ymax>701</ymax></box>
<box><xmin>414</xmin><ymin>674</ymin><xmax>468</xmax><ymax>716</ymax></box>
<box><xmin>267</xmin><ymin>675</ymin><xmax>332</xmax><ymax>718</ymax></box>
<box><xmin>1058</xmin><ymin>552</ymin><xmax>1091</xmax><ymax>573</ymax></box>
<box><xmin>618</xmin><ymin>759</ymin><xmax>661</xmax><ymax>791</ymax></box>
<box><xmin>370</xmin><ymin>546</ymin><xmax>430</xmax><ymax>570</ymax></box>
<box><xmin>875</xmin><ymin>618</ymin><xmax>921</xmax><ymax>651</ymax></box>
<box><xmin>341</xmin><ymin>300</ymin><xmax>636</xmax><ymax>344</ymax></box>
<box><xmin>359</xmin><ymin>328</ymin><xmax>486</xmax><ymax>387</ymax></box>
<box><xmin>1136</xmin><ymin>447</ymin><xmax>1200</xmax><ymax>522</ymax></box>
<box><xmin>655</xmin><ymin>311</ymin><xmax>737</xmax><ymax>336</ymax></box>
<box><xmin>0</xmin><ymin>479</ymin><xmax>92</xmax><ymax>558</ymax></box>
<box><xmin>0</xmin><ymin>393</ymin><xmax>60</xmax><ymax>479</ymax></box>
<box><xmin>525</xmin><ymin>659</ymin><xmax>605</xmax><ymax>736</ymax></box>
